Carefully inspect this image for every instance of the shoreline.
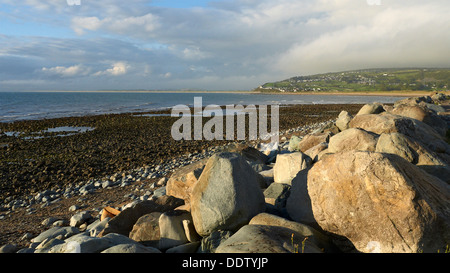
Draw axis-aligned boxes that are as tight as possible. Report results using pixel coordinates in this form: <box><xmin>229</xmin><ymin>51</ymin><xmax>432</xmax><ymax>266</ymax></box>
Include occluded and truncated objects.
<box><xmin>8</xmin><ymin>89</ymin><xmax>448</xmax><ymax>97</ymax></box>
<box><xmin>252</xmin><ymin>90</ymin><xmax>450</xmax><ymax>97</ymax></box>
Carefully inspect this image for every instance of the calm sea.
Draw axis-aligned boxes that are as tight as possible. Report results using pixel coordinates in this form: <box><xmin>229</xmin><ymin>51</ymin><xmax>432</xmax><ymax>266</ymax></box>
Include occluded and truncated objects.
<box><xmin>0</xmin><ymin>91</ymin><xmax>407</xmax><ymax>123</ymax></box>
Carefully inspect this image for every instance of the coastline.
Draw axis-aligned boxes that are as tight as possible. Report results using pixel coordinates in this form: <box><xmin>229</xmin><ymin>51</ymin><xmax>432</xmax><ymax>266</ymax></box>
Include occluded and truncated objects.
<box><xmin>252</xmin><ymin>90</ymin><xmax>450</xmax><ymax>97</ymax></box>
<box><xmin>16</xmin><ymin>89</ymin><xmax>449</xmax><ymax>98</ymax></box>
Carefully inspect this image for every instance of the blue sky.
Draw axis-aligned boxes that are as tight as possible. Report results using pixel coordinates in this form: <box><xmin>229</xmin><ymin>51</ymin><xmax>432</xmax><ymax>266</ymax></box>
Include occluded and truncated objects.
<box><xmin>0</xmin><ymin>0</ymin><xmax>449</xmax><ymax>91</ymax></box>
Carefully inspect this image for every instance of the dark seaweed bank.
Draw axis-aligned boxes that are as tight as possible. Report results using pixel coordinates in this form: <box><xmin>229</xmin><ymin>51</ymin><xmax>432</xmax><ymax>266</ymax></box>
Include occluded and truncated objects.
<box><xmin>0</xmin><ymin>104</ymin><xmax>363</xmax><ymax>200</ymax></box>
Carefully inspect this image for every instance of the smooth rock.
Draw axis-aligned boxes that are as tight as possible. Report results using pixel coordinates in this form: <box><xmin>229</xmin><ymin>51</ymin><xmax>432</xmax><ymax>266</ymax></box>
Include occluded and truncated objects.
<box><xmin>190</xmin><ymin>152</ymin><xmax>265</xmax><ymax>236</ymax></box>
<box><xmin>390</xmin><ymin>104</ymin><xmax>448</xmax><ymax>136</ymax></box>
<box><xmin>263</xmin><ymin>182</ymin><xmax>291</xmax><ymax>209</ymax></box>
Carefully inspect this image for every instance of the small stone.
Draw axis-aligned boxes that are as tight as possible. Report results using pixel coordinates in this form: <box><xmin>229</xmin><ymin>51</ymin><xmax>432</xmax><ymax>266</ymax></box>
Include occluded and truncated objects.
<box><xmin>70</xmin><ymin>211</ymin><xmax>93</xmax><ymax>227</ymax></box>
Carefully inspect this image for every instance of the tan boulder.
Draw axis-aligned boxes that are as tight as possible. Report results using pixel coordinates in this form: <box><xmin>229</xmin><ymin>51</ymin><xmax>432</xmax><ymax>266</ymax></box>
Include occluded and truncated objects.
<box><xmin>335</xmin><ymin>111</ymin><xmax>353</xmax><ymax>131</ymax></box>
<box><xmin>273</xmin><ymin>152</ymin><xmax>312</xmax><ymax>184</ymax></box>
<box><xmin>295</xmin><ymin>132</ymin><xmax>331</xmax><ymax>152</ymax></box>
<box><xmin>328</xmin><ymin>128</ymin><xmax>378</xmax><ymax>153</ymax></box>
<box><xmin>308</xmin><ymin>151</ymin><xmax>450</xmax><ymax>253</ymax></box>
<box><xmin>375</xmin><ymin>132</ymin><xmax>450</xmax><ymax>183</ymax></box>
<box><xmin>303</xmin><ymin>142</ymin><xmax>328</xmax><ymax>162</ymax></box>
<box><xmin>349</xmin><ymin>113</ymin><xmax>449</xmax><ymax>154</ymax></box>
<box><xmin>389</xmin><ymin>104</ymin><xmax>448</xmax><ymax>136</ymax></box>
<box><xmin>356</xmin><ymin>103</ymin><xmax>385</xmax><ymax>116</ymax></box>
<box><xmin>166</xmin><ymin>158</ymin><xmax>207</xmax><ymax>209</ymax></box>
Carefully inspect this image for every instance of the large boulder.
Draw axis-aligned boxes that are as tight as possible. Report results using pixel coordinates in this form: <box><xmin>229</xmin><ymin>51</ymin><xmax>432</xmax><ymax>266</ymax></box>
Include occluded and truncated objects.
<box><xmin>308</xmin><ymin>151</ymin><xmax>450</xmax><ymax>253</ymax></box>
<box><xmin>273</xmin><ymin>152</ymin><xmax>312</xmax><ymax>184</ymax></box>
<box><xmin>349</xmin><ymin>112</ymin><xmax>449</xmax><ymax>154</ymax></box>
<box><xmin>190</xmin><ymin>152</ymin><xmax>265</xmax><ymax>236</ymax></box>
<box><xmin>389</xmin><ymin>104</ymin><xmax>448</xmax><ymax>136</ymax></box>
<box><xmin>328</xmin><ymin>128</ymin><xmax>378</xmax><ymax>153</ymax></box>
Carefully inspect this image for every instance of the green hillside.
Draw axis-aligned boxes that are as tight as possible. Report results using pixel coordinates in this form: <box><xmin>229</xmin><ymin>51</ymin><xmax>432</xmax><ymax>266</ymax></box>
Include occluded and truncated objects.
<box><xmin>256</xmin><ymin>68</ymin><xmax>450</xmax><ymax>93</ymax></box>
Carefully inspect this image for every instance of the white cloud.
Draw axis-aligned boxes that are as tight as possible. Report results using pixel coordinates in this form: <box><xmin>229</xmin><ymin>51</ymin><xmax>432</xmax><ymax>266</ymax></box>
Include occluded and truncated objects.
<box><xmin>94</xmin><ymin>62</ymin><xmax>129</xmax><ymax>76</ymax></box>
<box><xmin>41</xmin><ymin>64</ymin><xmax>90</xmax><ymax>77</ymax></box>
<box><xmin>274</xmin><ymin>1</ymin><xmax>450</xmax><ymax>75</ymax></box>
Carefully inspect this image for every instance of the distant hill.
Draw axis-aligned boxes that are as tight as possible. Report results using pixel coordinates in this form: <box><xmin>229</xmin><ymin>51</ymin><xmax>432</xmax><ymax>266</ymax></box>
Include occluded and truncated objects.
<box><xmin>255</xmin><ymin>68</ymin><xmax>450</xmax><ymax>93</ymax></box>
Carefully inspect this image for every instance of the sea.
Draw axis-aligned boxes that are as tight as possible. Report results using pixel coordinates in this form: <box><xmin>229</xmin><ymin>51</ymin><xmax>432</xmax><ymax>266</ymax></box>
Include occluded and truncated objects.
<box><xmin>0</xmin><ymin>91</ymin><xmax>408</xmax><ymax>123</ymax></box>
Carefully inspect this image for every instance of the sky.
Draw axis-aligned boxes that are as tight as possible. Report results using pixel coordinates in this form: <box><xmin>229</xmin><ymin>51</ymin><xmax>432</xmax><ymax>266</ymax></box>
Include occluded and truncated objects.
<box><xmin>0</xmin><ymin>0</ymin><xmax>449</xmax><ymax>91</ymax></box>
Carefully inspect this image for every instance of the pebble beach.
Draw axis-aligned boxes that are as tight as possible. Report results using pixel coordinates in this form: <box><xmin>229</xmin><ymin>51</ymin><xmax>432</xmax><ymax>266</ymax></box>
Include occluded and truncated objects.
<box><xmin>0</xmin><ymin>93</ymin><xmax>448</xmax><ymax>255</ymax></box>
<box><xmin>0</xmin><ymin>103</ymin><xmax>364</xmax><ymax>248</ymax></box>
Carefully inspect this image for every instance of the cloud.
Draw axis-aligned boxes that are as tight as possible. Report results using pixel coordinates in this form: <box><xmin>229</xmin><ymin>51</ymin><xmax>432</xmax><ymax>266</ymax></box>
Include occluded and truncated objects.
<box><xmin>1</xmin><ymin>0</ymin><xmax>449</xmax><ymax>92</ymax></box>
<box><xmin>71</xmin><ymin>13</ymin><xmax>159</xmax><ymax>36</ymax></box>
<box><xmin>94</xmin><ymin>62</ymin><xmax>129</xmax><ymax>76</ymax></box>
<box><xmin>274</xmin><ymin>1</ymin><xmax>450</xmax><ymax>75</ymax></box>
<box><xmin>42</xmin><ymin>64</ymin><xmax>90</xmax><ymax>77</ymax></box>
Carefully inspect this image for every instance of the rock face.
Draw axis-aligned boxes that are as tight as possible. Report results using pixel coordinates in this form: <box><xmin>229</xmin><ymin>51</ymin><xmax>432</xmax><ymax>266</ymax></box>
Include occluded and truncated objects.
<box><xmin>190</xmin><ymin>152</ymin><xmax>265</xmax><ymax>237</ymax></box>
<box><xmin>273</xmin><ymin>152</ymin><xmax>312</xmax><ymax>184</ymax></box>
<box><xmin>328</xmin><ymin>128</ymin><xmax>378</xmax><ymax>153</ymax></box>
<box><xmin>307</xmin><ymin>151</ymin><xmax>450</xmax><ymax>253</ymax></box>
